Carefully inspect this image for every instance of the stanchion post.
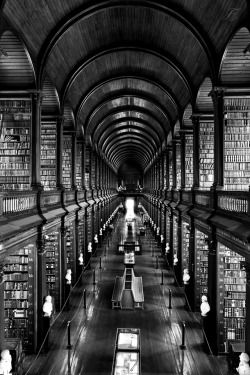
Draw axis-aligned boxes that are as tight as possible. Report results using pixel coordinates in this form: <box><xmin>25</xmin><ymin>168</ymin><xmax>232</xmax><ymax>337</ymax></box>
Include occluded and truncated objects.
<box><xmin>83</xmin><ymin>289</ymin><xmax>86</xmax><ymax>309</ymax></box>
<box><xmin>107</xmin><ymin>238</ymin><xmax>110</xmax><ymax>247</ymax></box>
<box><xmin>99</xmin><ymin>256</ymin><xmax>102</xmax><ymax>269</ymax></box>
<box><xmin>161</xmin><ymin>270</ymin><xmax>164</xmax><ymax>285</ymax></box>
<box><xmin>168</xmin><ymin>288</ymin><xmax>172</xmax><ymax>309</ymax></box>
<box><xmin>180</xmin><ymin>321</ymin><xmax>186</xmax><ymax>349</ymax></box>
<box><xmin>93</xmin><ymin>269</ymin><xmax>96</xmax><ymax>285</ymax></box>
<box><xmin>67</xmin><ymin>321</ymin><xmax>72</xmax><ymax>349</ymax></box>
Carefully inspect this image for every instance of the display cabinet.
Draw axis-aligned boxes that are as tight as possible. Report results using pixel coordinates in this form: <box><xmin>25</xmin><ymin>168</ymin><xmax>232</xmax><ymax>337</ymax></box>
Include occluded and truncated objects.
<box><xmin>0</xmin><ymin>98</ymin><xmax>31</xmax><ymax>191</ymax></box>
<box><xmin>199</xmin><ymin>120</ymin><xmax>214</xmax><ymax>189</ymax></box>
<box><xmin>217</xmin><ymin>243</ymin><xmax>246</xmax><ymax>353</ymax></box>
<box><xmin>40</xmin><ymin>121</ymin><xmax>57</xmax><ymax>190</ymax></box>
<box><xmin>4</xmin><ymin>244</ymin><xmax>36</xmax><ymax>351</ymax></box>
<box><xmin>224</xmin><ymin>96</ymin><xmax>250</xmax><ymax>190</ymax></box>
<box><xmin>194</xmin><ymin>229</ymin><xmax>209</xmax><ymax>310</ymax></box>
<box><xmin>111</xmin><ymin>328</ymin><xmax>141</xmax><ymax>375</ymax></box>
<box><xmin>176</xmin><ymin>142</ymin><xmax>181</xmax><ymax>188</ymax></box>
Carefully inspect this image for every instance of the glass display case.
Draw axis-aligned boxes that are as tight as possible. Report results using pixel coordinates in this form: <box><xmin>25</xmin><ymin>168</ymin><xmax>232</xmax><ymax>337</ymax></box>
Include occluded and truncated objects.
<box><xmin>112</xmin><ymin>328</ymin><xmax>141</xmax><ymax>375</ymax></box>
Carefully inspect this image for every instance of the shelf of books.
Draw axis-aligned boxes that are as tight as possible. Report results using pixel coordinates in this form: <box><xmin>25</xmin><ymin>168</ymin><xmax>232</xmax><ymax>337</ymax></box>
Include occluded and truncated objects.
<box><xmin>194</xmin><ymin>229</ymin><xmax>209</xmax><ymax>310</ymax></box>
<box><xmin>224</xmin><ymin>96</ymin><xmax>250</xmax><ymax>190</ymax></box>
<box><xmin>169</xmin><ymin>149</ymin><xmax>173</xmax><ymax>189</ymax></box>
<box><xmin>185</xmin><ymin>133</ymin><xmax>193</xmax><ymax>189</ymax></box>
<box><xmin>45</xmin><ymin>228</ymin><xmax>60</xmax><ymax>310</ymax></box>
<box><xmin>161</xmin><ymin>206</ymin><xmax>165</xmax><ymax>236</ymax></box>
<box><xmin>65</xmin><ymin>219</ymin><xmax>76</xmax><ymax>280</ymax></box>
<box><xmin>173</xmin><ymin>217</ymin><xmax>178</xmax><ymax>263</ymax></box>
<box><xmin>163</xmin><ymin>153</ymin><xmax>167</xmax><ymax>189</ymax></box>
<box><xmin>41</xmin><ymin>121</ymin><xmax>57</xmax><ymax>190</ymax></box>
<box><xmin>78</xmin><ymin>216</ymin><xmax>85</xmax><ymax>260</ymax></box>
<box><xmin>199</xmin><ymin>120</ymin><xmax>214</xmax><ymax>190</ymax></box>
<box><xmin>176</xmin><ymin>142</ymin><xmax>181</xmax><ymax>189</ymax></box>
<box><xmin>165</xmin><ymin>214</ymin><xmax>170</xmax><ymax>246</ymax></box>
<box><xmin>87</xmin><ymin>206</ymin><xmax>93</xmax><ymax>244</ymax></box>
<box><xmin>4</xmin><ymin>244</ymin><xmax>35</xmax><ymax>351</ymax></box>
<box><xmin>62</xmin><ymin>134</ymin><xmax>72</xmax><ymax>190</ymax></box>
<box><xmin>0</xmin><ymin>99</ymin><xmax>31</xmax><ymax>191</ymax></box>
<box><xmin>76</xmin><ymin>142</ymin><xmax>82</xmax><ymax>189</ymax></box>
<box><xmin>181</xmin><ymin>221</ymin><xmax>190</xmax><ymax>271</ymax></box>
<box><xmin>217</xmin><ymin>243</ymin><xmax>246</xmax><ymax>353</ymax></box>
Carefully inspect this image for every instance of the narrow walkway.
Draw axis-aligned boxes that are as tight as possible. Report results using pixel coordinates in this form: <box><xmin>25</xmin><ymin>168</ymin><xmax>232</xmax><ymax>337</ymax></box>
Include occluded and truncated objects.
<box><xmin>21</xmin><ymin>213</ymin><xmax>232</xmax><ymax>375</ymax></box>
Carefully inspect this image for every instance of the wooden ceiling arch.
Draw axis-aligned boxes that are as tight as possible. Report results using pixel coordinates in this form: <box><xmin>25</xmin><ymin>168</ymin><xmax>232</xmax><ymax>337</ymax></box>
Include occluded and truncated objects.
<box><xmin>1</xmin><ymin>0</ymin><xmax>248</xmax><ymax>172</ymax></box>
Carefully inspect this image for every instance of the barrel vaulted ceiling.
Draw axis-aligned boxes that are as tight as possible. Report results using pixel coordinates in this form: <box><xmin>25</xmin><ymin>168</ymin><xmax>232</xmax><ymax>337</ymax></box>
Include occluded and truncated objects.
<box><xmin>0</xmin><ymin>0</ymin><xmax>249</xmax><ymax>173</ymax></box>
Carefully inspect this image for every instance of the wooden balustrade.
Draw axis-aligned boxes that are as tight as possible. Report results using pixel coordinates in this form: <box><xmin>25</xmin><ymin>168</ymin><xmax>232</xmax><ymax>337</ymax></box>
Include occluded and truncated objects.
<box><xmin>2</xmin><ymin>192</ymin><xmax>37</xmax><ymax>215</ymax></box>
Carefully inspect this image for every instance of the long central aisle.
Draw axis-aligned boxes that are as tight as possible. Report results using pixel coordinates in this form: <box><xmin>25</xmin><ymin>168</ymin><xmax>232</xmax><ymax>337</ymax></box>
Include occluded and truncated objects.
<box><xmin>23</xmin><ymin>213</ymin><xmax>229</xmax><ymax>375</ymax></box>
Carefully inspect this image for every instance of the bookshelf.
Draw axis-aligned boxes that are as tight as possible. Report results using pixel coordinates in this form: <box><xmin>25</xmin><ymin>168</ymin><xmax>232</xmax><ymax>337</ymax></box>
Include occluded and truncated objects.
<box><xmin>181</xmin><ymin>221</ymin><xmax>190</xmax><ymax>270</ymax></box>
<box><xmin>224</xmin><ymin>97</ymin><xmax>250</xmax><ymax>190</ymax></box>
<box><xmin>217</xmin><ymin>243</ymin><xmax>246</xmax><ymax>352</ymax></box>
<box><xmin>163</xmin><ymin>153</ymin><xmax>167</xmax><ymax>189</ymax></box>
<box><xmin>194</xmin><ymin>229</ymin><xmax>209</xmax><ymax>310</ymax></box>
<box><xmin>176</xmin><ymin>142</ymin><xmax>181</xmax><ymax>189</ymax></box>
<box><xmin>166</xmin><ymin>214</ymin><xmax>170</xmax><ymax>244</ymax></box>
<box><xmin>65</xmin><ymin>220</ymin><xmax>75</xmax><ymax>275</ymax></box>
<box><xmin>45</xmin><ymin>229</ymin><xmax>60</xmax><ymax>309</ymax></box>
<box><xmin>169</xmin><ymin>149</ymin><xmax>173</xmax><ymax>189</ymax></box>
<box><xmin>173</xmin><ymin>217</ymin><xmax>178</xmax><ymax>262</ymax></box>
<box><xmin>4</xmin><ymin>244</ymin><xmax>35</xmax><ymax>351</ymax></box>
<box><xmin>62</xmin><ymin>135</ymin><xmax>72</xmax><ymax>190</ymax></box>
<box><xmin>0</xmin><ymin>99</ymin><xmax>31</xmax><ymax>191</ymax></box>
<box><xmin>41</xmin><ymin>122</ymin><xmax>57</xmax><ymax>190</ymax></box>
<box><xmin>76</xmin><ymin>142</ymin><xmax>82</xmax><ymax>189</ymax></box>
<box><xmin>199</xmin><ymin>120</ymin><xmax>214</xmax><ymax>189</ymax></box>
<box><xmin>185</xmin><ymin>133</ymin><xmax>193</xmax><ymax>189</ymax></box>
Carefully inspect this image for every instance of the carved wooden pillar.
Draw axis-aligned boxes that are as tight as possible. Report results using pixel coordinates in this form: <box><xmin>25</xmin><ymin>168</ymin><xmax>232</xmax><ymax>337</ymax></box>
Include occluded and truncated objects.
<box><xmin>36</xmin><ymin>235</ymin><xmax>48</xmax><ymax>350</ymax></box>
<box><xmin>56</xmin><ymin>116</ymin><xmax>64</xmax><ymax>190</ymax></box>
<box><xmin>180</xmin><ymin>131</ymin><xmax>185</xmax><ymax>189</ymax></box>
<box><xmin>31</xmin><ymin>91</ymin><xmax>43</xmax><ymax>189</ymax></box>
<box><xmin>71</xmin><ymin>131</ymin><xmax>77</xmax><ymax>190</ymax></box>
<box><xmin>207</xmin><ymin>239</ymin><xmax>218</xmax><ymax>354</ymax></box>
<box><xmin>210</xmin><ymin>87</ymin><xmax>224</xmax><ymax>188</ymax></box>
<box><xmin>245</xmin><ymin>263</ymin><xmax>250</xmax><ymax>354</ymax></box>
<box><xmin>191</xmin><ymin>114</ymin><xmax>200</xmax><ymax>188</ymax></box>
<box><xmin>0</xmin><ymin>263</ymin><xmax>4</xmax><ymax>352</ymax></box>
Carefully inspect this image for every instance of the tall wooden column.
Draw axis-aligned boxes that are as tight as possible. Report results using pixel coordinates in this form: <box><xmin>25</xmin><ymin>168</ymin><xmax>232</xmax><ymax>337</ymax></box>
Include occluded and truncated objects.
<box><xmin>210</xmin><ymin>87</ymin><xmax>224</xmax><ymax>188</ymax></box>
<box><xmin>71</xmin><ymin>131</ymin><xmax>77</xmax><ymax>190</ymax></box>
<box><xmin>245</xmin><ymin>263</ymin><xmax>250</xmax><ymax>354</ymax></box>
<box><xmin>36</xmin><ymin>236</ymin><xmax>47</xmax><ymax>351</ymax></box>
<box><xmin>207</xmin><ymin>239</ymin><xmax>218</xmax><ymax>354</ymax></box>
<box><xmin>31</xmin><ymin>91</ymin><xmax>43</xmax><ymax>190</ymax></box>
<box><xmin>0</xmin><ymin>264</ymin><xmax>5</xmax><ymax>352</ymax></box>
<box><xmin>56</xmin><ymin>116</ymin><xmax>64</xmax><ymax>190</ymax></box>
<box><xmin>191</xmin><ymin>114</ymin><xmax>200</xmax><ymax>188</ymax></box>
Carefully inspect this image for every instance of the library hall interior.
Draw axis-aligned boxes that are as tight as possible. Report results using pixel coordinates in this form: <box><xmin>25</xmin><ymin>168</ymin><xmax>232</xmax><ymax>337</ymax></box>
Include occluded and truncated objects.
<box><xmin>1</xmin><ymin>1</ymin><xmax>250</xmax><ymax>374</ymax></box>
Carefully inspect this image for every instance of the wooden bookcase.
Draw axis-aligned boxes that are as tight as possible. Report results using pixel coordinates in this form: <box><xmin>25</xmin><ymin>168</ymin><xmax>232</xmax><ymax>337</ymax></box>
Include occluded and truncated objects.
<box><xmin>4</xmin><ymin>244</ymin><xmax>36</xmax><ymax>351</ymax></box>
<box><xmin>76</xmin><ymin>142</ymin><xmax>82</xmax><ymax>189</ymax></box>
<box><xmin>169</xmin><ymin>149</ymin><xmax>173</xmax><ymax>189</ymax></box>
<box><xmin>62</xmin><ymin>134</ymin><xmax>72</xmax><ymax>190</ymax></box>
<box><xmin>173</xmin><ymin>218</ymin><xmax>178</xmax><ymax>261</ymax></box>
<box><xmin>0</xmin><ymin>99</ymin><xmax>31</xmax><ymax>191</ymax></box>
<box><xmin>224</xmin><ymin>96</ymin><xmax>250</xmax><ymax>190</ymax></box>
<box><xmin>217</xmin><ymin>243</ymin><xmax>246</xmax><ymax>353</ymax></box>
<box><xmin>45</xmin><ymin>228</ymin><xmax>60</xmax><ymax>310</ymax></box>
<box><xmin>194</xmin><ymin>229</ymin><xmax>209</xmax><ymax>310</ymax></box>
<box><xmin>181</xmin><ymin>221</ymin><xmax>190</xmax><ymax>270</ymax></box>
<box><xmin>40</xmin><ymin>121</ymin><xmax>57</xmax><ymax>190</ymax></box>
<box><xmin>65</xmin><ymin>219</ymin><xmax>76</xmax><ymax>279</ymax></box>
<box><xmin>185</xmin><ymin>133</ymin><xmax>193</xmax><ymax>189</ymax></box>
<box><xmin>199</xmin><ymin>120</ymin><xmax>214</xmax><ymax>189</ymax></box>
<box><xmin>176</xmin><ymin>142</ymin><xmax>181</xmax><ymax>188</ymax></box>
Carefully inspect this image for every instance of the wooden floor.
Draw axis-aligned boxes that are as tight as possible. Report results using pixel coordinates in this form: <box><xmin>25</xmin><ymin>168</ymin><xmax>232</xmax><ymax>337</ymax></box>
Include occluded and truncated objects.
<box><xmin>21</xmin><ymin>213</ymin><xmax>233</xmax><ymax>375</ymax></box>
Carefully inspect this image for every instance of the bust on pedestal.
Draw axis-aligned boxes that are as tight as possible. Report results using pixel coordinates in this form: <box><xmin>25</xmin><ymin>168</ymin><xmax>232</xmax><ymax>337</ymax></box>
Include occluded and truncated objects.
<box><xmin>42</xmin><ymin>295</ymin><xmax>53</xmax><ymax>351</ymax></box>
<box><xmin>0</xmin><ymin>349</ymin><xmax>12</xmax><ymax>375</ymax></box>
<box><xmin>236</xmin><ymin>353</ymin><xmax>250</xmax><ymax>375</ymax></box>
